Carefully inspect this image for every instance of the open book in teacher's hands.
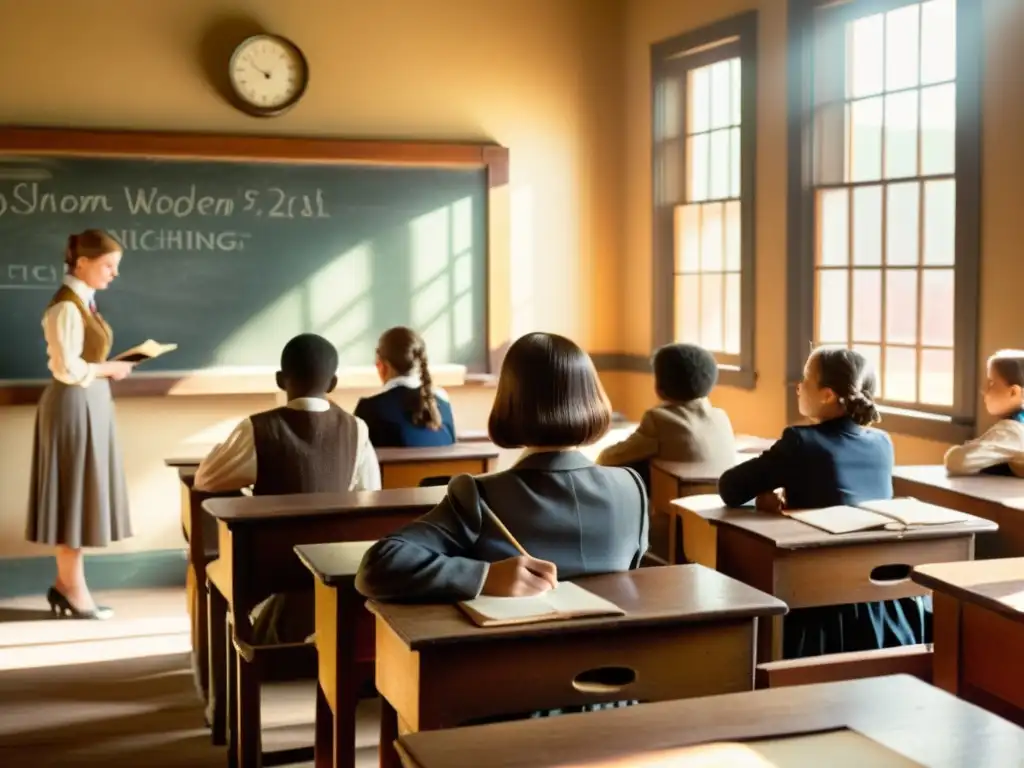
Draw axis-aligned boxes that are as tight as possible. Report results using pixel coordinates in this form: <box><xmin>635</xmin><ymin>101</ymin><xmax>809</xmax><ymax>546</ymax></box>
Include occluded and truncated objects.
<box><xmin>458</xmin><ymin>581</ymin><xmax>625</xmax><ymax>628</ymax></box>
<box><xmin>112</xmin><ymin>340</ymin><xmax>178</xmax><ymax>364</ymax></box>
<box><xmin>785</xmin><ymin>497</ymin><xmax>973</xmax><ymax>535</ymax></box>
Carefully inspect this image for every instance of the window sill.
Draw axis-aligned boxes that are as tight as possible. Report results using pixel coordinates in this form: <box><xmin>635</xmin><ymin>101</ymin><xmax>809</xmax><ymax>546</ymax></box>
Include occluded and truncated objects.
<box><xmin>785</xmin><ymin>400</ymin><xmax>974</xmax><ymax>444</ymax></box>
<box><xmin>718</xmin><ymin>366</ymin><xmax>757</xmax><ymax>390</ymax></box>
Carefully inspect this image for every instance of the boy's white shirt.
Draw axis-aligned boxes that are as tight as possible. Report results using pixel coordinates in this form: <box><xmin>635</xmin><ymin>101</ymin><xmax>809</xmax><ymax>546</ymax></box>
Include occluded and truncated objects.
<box><xmin>944</xmin><ymin>418</ymin><xmax>1024</xmax><ymax>476</ymax></box>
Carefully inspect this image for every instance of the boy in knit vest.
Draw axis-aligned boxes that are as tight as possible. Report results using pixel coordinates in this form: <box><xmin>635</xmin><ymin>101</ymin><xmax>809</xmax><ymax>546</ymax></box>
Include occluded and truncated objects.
<box><xmin>195</xmin><ymin>333</ymin><xmax>381</xmax><ymax>642</ymax></box>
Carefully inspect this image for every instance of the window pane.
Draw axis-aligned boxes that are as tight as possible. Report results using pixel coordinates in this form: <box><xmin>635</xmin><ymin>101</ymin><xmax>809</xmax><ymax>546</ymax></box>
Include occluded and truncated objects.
<box><xmin>920</xmin><ymin>348</ymin><xmax>954</xmax><ymax>406</ymax></box>
<box><xmin>921</xmin><ymin>269</ymin><xmax>955</xmax><ymax>347</ymax></box>
<box><xmin>710</xmin><ymin>129</ymin><xmax>731</xmax><ymax>200</ymax></box>
<box><xmin>676</xmin><ymin>275</ymin><xmax>700</xmax><ymax>343</ymax></box>
<box><xmin>850</xmin><ymin>97</ymin><xmax>883</xmax><ymax>182</ymax></box>
<box><xmin>731</xmin><ymin>59</ymin><xmax>742</xmax><ymax>127</ymax></box>
<box><xmin>724</xmin><ymin>200</ymin><xmax>741</xmax><ymax>272</ymax></box>
<box><xmin>701</xmin><ymin>202</ymin><xmax>724</xmax><ymax>271</ymax></box>
<box><xmin>886</xmin><ymin>182</ymin><xmax>920</xmax><ymax>266</ymax></box>
<box><xmin>884</xmin><ymin>91</ymin><xmax>919</xmax><ymax>178</ymax></box>
<box><xmin>675</xmin><ymin>204</ymin><xmax>701</xmax><ymax>273</ymax></box>
<box><xmin>854</xmin><ymin>344</ymin><xmax>883</xmax><ymax>395</ymax></box>
<box><xmin>817</xmin><ymin>269</ymin><xmax>849</xmax><ymax>343</ymax></box>
<box><xmin>885</xmin><ymin>4</ymin><xmax>920</xmax><ymax>91</ymax></box>
<box><xmin>730</xmin><ymin>127</ymin><xmax>741</xmax><ymax>197</ymax></box>
<box><xmin>819</xmin><ymin>189</ymin><xmax>849</xmax><ymax>266</ymax></box>
<box><xmin>884</xmin><ymin>345</ymin><xmax>918</xmax><ymax>403</ymax></box>
<box><xmin>885</xmin><ymin>269</ymin><xmax>919</xmax><ymax>345</ymax></box>
<box><xmin>701</xmin><ymin>273</ymin><xmax>724</xmax><ymax>350</ymax></box>
<box><xmin>852</xmin><ymin>185</ymin><xmax>883</xmax><ymax>265</ymax></box>
<box><xmin>725</xmin><ymin>273</ymin><xmax>741</xmax><ymax>354</ymax></box>
<box><xmin>852</xmin><ymin>269</ymin><xmax>882</xmax><ymax>343</ymax></box>
<box><xmin>710</xmin><ymin>60</ymin><xmax>732</xmax><ymax>130</ymax></box>
<box><xmin>848</xmin><ymin>13</ymin><xmax>884</xmax><ymax>98</ymax></box>
<box><xmin>921</xmin><ymin>0</ymin><xmax>956</xmax><ymax>85</ymax></box>
<box><xmin>687</xmin><ymin>134</ymin><xmax>709</xmax><ymax>202</ymax></box>
<box><xmin>921</xmin><ymin>83</ymin><xmax>956</xmax><ymax>175</ymax></box>
<box><xmin>923</xmin><ymin>179</ymin><xmax>956</xmax><ymax>265</ymax></box>
<box><xmin>688</xmin><ymin>65</ymin><xmax>710</xmax><ymax>134</ymax></box>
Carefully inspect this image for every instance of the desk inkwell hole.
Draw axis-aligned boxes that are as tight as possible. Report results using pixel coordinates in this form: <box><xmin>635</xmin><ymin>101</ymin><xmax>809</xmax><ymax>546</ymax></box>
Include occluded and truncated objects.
<box><xmin>869</xmin><ymin>563</ymin><xmax>912</xmax><ymax>585</ymax></box>
<box><xmin>572</xmin><ymin>666</ymin><xmax>638</xmax><ymax>694</ymax></box>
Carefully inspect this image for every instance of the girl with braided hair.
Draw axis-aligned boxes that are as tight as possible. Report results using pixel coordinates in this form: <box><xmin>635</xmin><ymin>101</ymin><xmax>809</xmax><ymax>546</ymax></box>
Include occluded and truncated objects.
<box><xmin>355</xmin><ymin>326</ymin><xmax>456</xmax><ymax>447</ymax></box>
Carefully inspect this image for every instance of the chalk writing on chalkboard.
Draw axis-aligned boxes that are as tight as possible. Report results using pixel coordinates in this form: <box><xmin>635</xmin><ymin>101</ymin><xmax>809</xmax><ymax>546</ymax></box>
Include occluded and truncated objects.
<box><xmin>1</xmin><ymin>263</ymin><xmax>59</xmax><ymax>290</ymax></box>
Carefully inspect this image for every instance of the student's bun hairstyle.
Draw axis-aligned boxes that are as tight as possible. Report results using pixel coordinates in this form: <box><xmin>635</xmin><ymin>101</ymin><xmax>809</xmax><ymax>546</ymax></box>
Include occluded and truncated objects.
<box><xmin>376</xmin><ymin>326</ymin><xmax>442</xmax><ymax>430</ymax></box>
<box><xmin>652</xmin><ymin>343</ymin><xmax>719</xmax><ymax>402</ymax></box>
<box><xmin>988</xmin><ymin>349</ymin><xmax>1024</xmax><ymax>389</ymax></box>
<box><xmin>65</xmin><ymin>229</ymin><xmax>122</xmax><ymax>273</ymax></box>
<box><xmin>488</xmin><ymin>332</ymin><xmax>611</xmax><ymax>449</ymax></box>
<box><xmin>280</xmin><ymin>333</ymin><xmax>339</xmax><ymax>390</ymax></box>
<box><xmin>812</xmin><ymin>346</ymin><xmax>880</xmax><ymax>426</ymax></box>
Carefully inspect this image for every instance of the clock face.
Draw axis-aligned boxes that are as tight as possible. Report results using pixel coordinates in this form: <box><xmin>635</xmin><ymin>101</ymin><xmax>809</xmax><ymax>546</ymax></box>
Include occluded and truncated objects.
<box><xmin>229</xmin><ymin>35</ymin><xmax>308</xmax><ymax>115</ymax></box>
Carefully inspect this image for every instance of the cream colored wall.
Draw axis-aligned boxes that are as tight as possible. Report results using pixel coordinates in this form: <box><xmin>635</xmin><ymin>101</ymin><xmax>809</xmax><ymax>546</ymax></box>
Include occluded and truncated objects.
<box><xmin>0</xmin><ymin>0</ymin><xmax>624</xmax><ymax>557</ymax></box>
<box><xmin>620</xmin><ymin>0</ymin><xmax>1024</xmax><ymax>465</ymax></box>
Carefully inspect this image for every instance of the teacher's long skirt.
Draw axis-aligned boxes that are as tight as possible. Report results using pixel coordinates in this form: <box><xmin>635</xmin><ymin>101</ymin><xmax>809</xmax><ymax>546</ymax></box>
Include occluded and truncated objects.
<box><xmin>26</xmin><ymin>378</ymin><xmax>132</xmax><ymax>547</ymax></box>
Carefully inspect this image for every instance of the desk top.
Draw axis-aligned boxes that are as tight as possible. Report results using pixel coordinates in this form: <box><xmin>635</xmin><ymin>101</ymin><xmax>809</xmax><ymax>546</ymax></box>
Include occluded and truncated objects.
<box><xmin>652</xmin><ymin>453</ymin><xmax>752</xmax><ymax>484</ymax></box>
<box><xmin>367</xmin><ymin>563</ymin><xmax>786</xmax><ymax>650</ymax></box>
<box><xmin>165</xmin><ymin>436</ymin><xmax>499</xmax><ymax>468</ymax></box>
<box><xmin>395</xmin><ymin>675</ymin><xmax>1024</xmax><ymax>768</ymax></box>
<box><xmin>674</xmin><ymin>494</ymin><xmax>998</xmax><ymax>550</ymax></box>
<box><xmin>203</xmin><ymin>486</ymin><xmax>444</xmax><ymax>522</ymax></box>
<box><xmin>894</xmin><ymin>465</ymin><xmax>1024</xmax><ymax>509</ymax></box>
<box><xmin>913</xmin><ymin>558</ymin><xmax>1024</xmax><ymax>625</ymax></box>
<box><xmin>735</xmin><ymin>434</ymin><xmax>775</xmax><ymax>454</ymax></box>
<box><xmin>295</xmin><ymin>541</ymin><xmax>375</xmax><ymax>585</ymax></box>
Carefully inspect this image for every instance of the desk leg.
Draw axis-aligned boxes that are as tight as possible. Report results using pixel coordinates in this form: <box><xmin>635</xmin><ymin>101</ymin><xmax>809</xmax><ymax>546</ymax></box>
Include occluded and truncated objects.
<box><xmin>314</xmin><ymin>582</ymin><xmax>360</xmax><ymax>768</ymax></box>
<box><xmin>206</xmin><ymin>581</ymin><xmax>227</xmax><ymax>745</ymax></box>
<box><xmin>235</xmin><ymin>650</ymin><xmax>263</xmax><ymax>768</ymax></box>
<box><xmin>757</xmin><ymin>615</ymin><xmax>784</xmax><ymax>663</ymax></box>
<box><xmin>314</xmin><ymin>683</ymin><xmax>334</xmax><ymax>768</ymax></box>
<box><xmin>931</xmin><ymin>592</ymin><xmax>961</xmax><ymax>695</ymax></box>
<box><xmin>379</xmin><ymin>698</ymin><xmax>400</xmax><ymax>768</ymax></box>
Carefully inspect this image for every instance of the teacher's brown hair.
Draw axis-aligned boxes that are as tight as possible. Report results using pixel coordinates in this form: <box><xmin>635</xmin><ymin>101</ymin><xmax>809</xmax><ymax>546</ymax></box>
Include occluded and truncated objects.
<box><xmin>65</xmin><ymin>229</ymin><xmax>122</xmax><ymax>273</ymax></box>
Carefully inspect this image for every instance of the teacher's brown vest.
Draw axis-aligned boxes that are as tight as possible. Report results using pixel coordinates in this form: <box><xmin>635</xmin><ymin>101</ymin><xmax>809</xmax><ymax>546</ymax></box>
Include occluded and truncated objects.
<box><xmin>46</xmin><ymin>285</ymin><xmax>113</xmax><ymax>363</ymax></box>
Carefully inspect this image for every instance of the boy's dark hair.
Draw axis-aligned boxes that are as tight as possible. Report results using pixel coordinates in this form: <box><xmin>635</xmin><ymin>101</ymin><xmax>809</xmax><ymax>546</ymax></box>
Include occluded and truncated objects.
<box><xmin>377</xmin><ymin>326</ymin><xmax>442</xmax><ymax>430</ymax></box>
<box><xmin>279</xmin><ymin>333</ymin><xmax>339</xmax><ymax>392</ymax></box>
<box><xmin>812</xmin><ymin>346</ymin><xmax>880</xmax><ymax>426</ymax></box>
<box><xmin>652</xmin><ymin>343</ymin><xmax>719</xmax><ymax>402</ymax></box>
<box><xmin>488</xmin><ymin>332</ymin><xmax>611</xmax><ymax>449</ymax></box>
<box><xmin>988</xmin><ymin>350</ymin><xmax>1024</xmax><ymax>389</ymax></box>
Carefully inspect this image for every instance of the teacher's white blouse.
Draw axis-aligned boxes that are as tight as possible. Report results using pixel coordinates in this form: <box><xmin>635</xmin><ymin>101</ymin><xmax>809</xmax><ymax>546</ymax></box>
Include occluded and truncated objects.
<box><xmin>42</xmin><ymin>275</ymin><xmax>98</xmax><ymax>388</ymax></box>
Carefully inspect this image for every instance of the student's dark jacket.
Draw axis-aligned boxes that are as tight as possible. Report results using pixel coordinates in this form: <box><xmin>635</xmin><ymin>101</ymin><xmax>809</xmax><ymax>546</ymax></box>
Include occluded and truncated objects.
<box><xmin>354</xmin><ymin>386</ymin><xmax>456</xmax><ymax>448</ymax></box>
<box><xmin>717</xmin><ymin>417</ymin><xmax>894</xmax><ymax>509</ymax></box>
<box><xmin>355</xmin><ymin>450</ymin><xmax>649</xmax><ymax>602</ymax></box>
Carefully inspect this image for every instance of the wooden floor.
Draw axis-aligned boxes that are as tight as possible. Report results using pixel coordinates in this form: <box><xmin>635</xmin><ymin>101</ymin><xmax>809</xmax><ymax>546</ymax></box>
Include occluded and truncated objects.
<box><xmin>0</xmin><ymin>588</ymin><xmax>380</xmax><ymax>767</ymax></box>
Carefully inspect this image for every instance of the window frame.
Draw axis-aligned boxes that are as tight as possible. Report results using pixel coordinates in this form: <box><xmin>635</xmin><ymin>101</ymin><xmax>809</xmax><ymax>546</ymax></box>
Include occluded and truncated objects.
<box><xmin>651</xmin><ymin>11</ymin><xmax>759</xmax><ymax>390</ymax></box>
<box><xmin>786</xmin><ymin>0</ymin><xmax>982</xmax><ymax>442</ymax></box>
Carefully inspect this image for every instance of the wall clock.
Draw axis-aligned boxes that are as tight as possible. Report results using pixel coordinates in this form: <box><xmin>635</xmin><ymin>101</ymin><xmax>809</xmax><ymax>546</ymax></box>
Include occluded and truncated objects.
<box><xmin>228</xmin><ymin>34</ymin><xmax>309</xmax><ymax>117</ymax></box>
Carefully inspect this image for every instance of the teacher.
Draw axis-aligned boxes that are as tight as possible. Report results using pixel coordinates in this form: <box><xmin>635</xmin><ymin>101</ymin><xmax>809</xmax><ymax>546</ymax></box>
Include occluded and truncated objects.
<box><xmin>26</xmin><ymin>229</ymin><xmax>135</xmax><ymax>620</ymax></box>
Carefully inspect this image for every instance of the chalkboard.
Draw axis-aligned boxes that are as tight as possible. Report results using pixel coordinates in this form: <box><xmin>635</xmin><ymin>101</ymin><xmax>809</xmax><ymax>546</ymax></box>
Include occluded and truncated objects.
<box><xmin>0</xmin><ymin>130</ymin><xmax>504</xmax><ymax>386</ymax></box>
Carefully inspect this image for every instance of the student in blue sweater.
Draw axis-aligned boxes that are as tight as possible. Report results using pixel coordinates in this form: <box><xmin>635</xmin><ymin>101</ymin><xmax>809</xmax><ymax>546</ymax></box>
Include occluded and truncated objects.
<box><xmin>718</xmin><ymin>346</ymin><xmax>926</xmax><ymax>658</ymax></box>
<box><xmin>354</xmin><ymin>327</ymin><xmax>456</xmax><ymax>448</ymax></box>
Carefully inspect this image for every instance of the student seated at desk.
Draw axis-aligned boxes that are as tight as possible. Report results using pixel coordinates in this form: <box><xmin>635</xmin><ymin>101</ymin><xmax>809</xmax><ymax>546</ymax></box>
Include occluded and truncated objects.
<box><xmin>357</xmin><ymin>332</ymin><xmax>648</xmax><ymax>720</ymax></box>
<box><xmin>354</xmin><ymin>326</ymin><xmax>456</xmax><ymax>448</ymax></box>
<box><xmin>944</xmin><ymin>349</ymin><xmax>1024</xmax><ymax>476</ymax></box>
<box><xmin>595</xmin><ymin>343</ymin><xmax>735</xmax><ymax>478</ymax></box>
<box><xmin>194</xmin><ymin>333</ymin><xmax>381</xmax><ymax>644</ymax></box>
<box><xmin>717</xmin><ymin>346</ymin><xmax>927</xmax><ymax>659</ymax></box>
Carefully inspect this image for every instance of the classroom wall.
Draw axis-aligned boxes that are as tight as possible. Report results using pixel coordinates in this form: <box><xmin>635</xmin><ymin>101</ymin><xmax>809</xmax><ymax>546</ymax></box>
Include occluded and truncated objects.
<box><xmin>0</xmin><ymin>0</ymin><xmax>625</xmax><ymax>558</ymax></box>
<box><xmin>617</xmin><ymin>0</ymin><xmax>1024</xmax><ymax>465</ymax></box>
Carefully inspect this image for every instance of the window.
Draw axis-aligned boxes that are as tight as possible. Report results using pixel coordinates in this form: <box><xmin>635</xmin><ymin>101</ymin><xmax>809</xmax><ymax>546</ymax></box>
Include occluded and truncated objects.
<box><xmin>652</xmin><ymin>13</ymin><xmax>758</xmax><ymax>389</ymax></box>
<box><xmin>787</xmin><ymin>0</ymin><xmax>981</xmax><ymax>440</ymax></box>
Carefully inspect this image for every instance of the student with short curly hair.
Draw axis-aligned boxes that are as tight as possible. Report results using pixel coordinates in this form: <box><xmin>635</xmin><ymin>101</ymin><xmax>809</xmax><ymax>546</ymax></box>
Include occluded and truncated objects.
<box><xmin>596</xmin><ymin>342</ymin><xmax>735</xmax><ymax>470</ymax></box>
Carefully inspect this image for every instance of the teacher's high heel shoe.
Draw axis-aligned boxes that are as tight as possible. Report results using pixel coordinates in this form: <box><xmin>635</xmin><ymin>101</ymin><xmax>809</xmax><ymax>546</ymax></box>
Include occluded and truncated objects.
<box><xmin>46</xmin><ymin>587</ymin><xmax>114</xmax><ymax>620</ymax></box>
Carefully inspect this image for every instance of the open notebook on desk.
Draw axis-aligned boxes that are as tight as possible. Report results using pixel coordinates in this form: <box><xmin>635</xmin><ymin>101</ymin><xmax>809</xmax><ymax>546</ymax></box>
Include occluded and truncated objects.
<box><xmin>786</xmin><ymin>497</ymin><xmax>972</xmax><ymax>535</ymax></box>
<box><xmin>458</xmin><ymin>581</ymin><xmax>624</xmax><ymax>628</ymax></box>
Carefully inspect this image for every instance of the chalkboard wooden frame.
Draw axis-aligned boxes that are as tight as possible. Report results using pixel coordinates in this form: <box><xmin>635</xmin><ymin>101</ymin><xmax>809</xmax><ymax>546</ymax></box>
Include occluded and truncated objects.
<box><xmin>0</xmin><ymin>126</ymin><xmax>509</xmax><ymax>405</ymax></box>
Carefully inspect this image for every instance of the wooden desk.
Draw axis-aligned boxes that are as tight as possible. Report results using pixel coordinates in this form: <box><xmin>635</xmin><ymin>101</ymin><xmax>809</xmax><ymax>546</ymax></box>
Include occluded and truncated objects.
<box><xmin>735</xmin><ymin>434</ymin><xmax>775</xmax><ymax>454</ymax></box>
<box><xmin>913</xmin><ymin>558</ymin><xmax>1024</xmax><ymax>725</ymax></box>
<box><xmin>369</xmin><ymin>564</ymin><xmax>786</xmax><ymax>768</ymax></box>
<box><xmin>649</xmin><ymin>454</ymin><xmax>751</xmax><ymax>564</ymax></box>
<box><xmin>203</xmin><ymin>487</ymin><xmax>445</xmax><ymax>768</ymax></box>
<box><xmin>394</xmin><ymin>675</ymin><xmax>1024</xmax><ymax>768</ymax></box>
<box><xmin>894</xmin><ymin>465</ymin><xmax>1024</xmax><ymax>558</ymax></box>
<box><xmin>673</xmin><ymin>494</ymin><xmax>998</xmax><ymax>661</ymax></box>
<box><xmin>296</xmin><ymin>541</ymin><xmax>380</xmax><ymax>768</ymax></box>
<box><xmin>375</xmin><ymin>443</ymin><xmax>499</xmax><ymax>488</ymax></box>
